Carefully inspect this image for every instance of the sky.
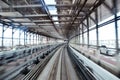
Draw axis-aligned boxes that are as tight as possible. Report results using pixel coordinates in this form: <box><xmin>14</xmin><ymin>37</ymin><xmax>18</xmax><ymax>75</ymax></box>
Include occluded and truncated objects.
<box><xmin>44</xmin><ymin>0</ymin><xmax>59</xmax><ymax>24</ymax></box>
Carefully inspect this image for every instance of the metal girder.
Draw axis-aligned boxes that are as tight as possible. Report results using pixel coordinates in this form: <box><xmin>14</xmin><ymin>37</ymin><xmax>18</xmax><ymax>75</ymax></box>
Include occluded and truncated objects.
<box><xmin>1</xmin><ymin>3</ymin><xmax>92</xmax><ymax>8</ymax></box>
<box><xmin>89</xmin><ymin>16</ymin><xmax>96</xmax><ymax>23</ymax></box>
<box><xmin>69</xmin><ymin>0</ymin><xmax>105</xmax><ymax>39</ymax></box>
<box><xmin>38</xmin><ymin>24</ymin><xmax>53</xmax><ymax>26</ymax></box>
<box><xmin>0</xmin><ymin>0</ymin><xmax>109</xmax><ymax>40</ymax></box>
<box><xmin>95</xmin><ymin>9</ymin><xmax>99</xmax><ymax>48</ymax></box>
<box><xmin>71</xmin><ymin>0</ymin><xmax>87</xmax><ymax>25</ymax></box>
<box><xmin>82</xmin><ymin>23</ymin><xmax>84</xmax><ymax>45</ymax></box>
<box><xmin>80</xmin><ymin>0</ymin><xmax>105</xmax><ymax>26</ymax></box>
<box><xmin>82</xmin><ymin>22</ymin><xmax>87</xmax><ymax>28</ymax></box>
<box><xmin>29</xmin><ymin>29</ymin><xmax>62</xmax><ymax>39</ymax></box>
<box><xmin>33</xmin><ymin>20</ymin><xmax>71</xmax><ymax>22</ymax></box>
<box><xmin>4</xmin><ymin>20</ymin><xmax>81</xmax><ymax>23</ymax></box>
<box><xmin>103</xmin><ymin>2</ymin><xmax>113</xmax><ymax>14</ymax></box>
<box><xmin>39</xmin><ymin>0</ymin><xmax>60</xmax><ymax>37</ymax></box>
<box><xmin>0</xmin><ymin>14</ymin><xmax>84</xmax><ymax>19</ymax></box>
<box><xmin>12</xmin><ymin>22</ymin><xmax>80</xmax><ymax>26</ymax></box>
<box><xmin>113</xmin><ymin>0</ymin><xmax>119</xmax><ymax>54</ymax></box>
<box><xmin>87</xmin><ymin>17</ymin><xmax>89</xmax><ymax>47</ymax></box>
<box><xmin>40</xmin><ymin>22</ymin><xmax>79</xmax><ymax>26</ymax></box>
<box><xmin>66</xmin><ymin>0</ymin><xmax>87</xmax><ymax>38</ymax></box>
<box><xmin>1</xmin><ymin>4</ymin><xmax>73</xmax><ymax>8</ymax></box>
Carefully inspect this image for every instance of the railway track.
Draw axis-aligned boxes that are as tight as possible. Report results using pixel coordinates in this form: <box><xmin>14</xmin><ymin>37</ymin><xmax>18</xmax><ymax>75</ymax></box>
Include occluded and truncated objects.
<box><xmin>0</xmin><ymin>45</ymin><xmax>59</xmax><ymax>80</ymax></box>
<box><xmin>67</xmin><ymin>46</ymin><xmax>97</xmax><ymax>80</ymax></box>
<box><xmin>15</xmin><ymin>44</ymin><xmax>99</xmax><ymax>80</ymax></box>
<box><xmin>37</xmin><ymin>45</ymin><xmax>79</xmax><ymax>80</ymax></box>
<box><xmin>21</xmin><ymin>46</ymin><xmax>60</xmax><ymax>80</ymax></box>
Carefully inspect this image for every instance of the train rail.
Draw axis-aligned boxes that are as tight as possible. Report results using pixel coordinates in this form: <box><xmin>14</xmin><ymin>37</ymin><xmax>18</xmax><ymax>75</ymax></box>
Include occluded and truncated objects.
<box><xmin>36</xmin><ymin>45</ymin><xmax>80</xmax><ymax>80</ymax></box>
<box><xmin>21</xmin><ymin>45</ymin><xmax>60</xmax><ymax>80</ymax></box>
<box><xmin>0</xmin><ymin>44</ymin><xmax>60</xmax><ymax>80</ymax></box>
<box><xmin>68</xmin><ymin>46</ymin><xmax>120</xmax><ymax>80</ymax></box>
<box><xmin>67</xmin><ymin>46</ymin><xmax>97</xmax><ymax>80</ymax></box>
<box><xmin>22</xmin><ymin>44</ymin><xmax>98</xmax><ymax>80</ymax></box>
<box><xmin>1</xmin><ymin>44</ymin><xmax>119</xmax><ymax>80</ymax></box>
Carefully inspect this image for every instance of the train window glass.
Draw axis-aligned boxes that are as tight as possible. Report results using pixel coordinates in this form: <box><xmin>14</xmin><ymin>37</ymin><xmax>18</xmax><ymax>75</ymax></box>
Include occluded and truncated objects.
<box><xmin>4</xmin><ymin>27</ymin><xmax>12</xmax><ymax>38</ymax></box>
<box><xmin>0</xmin><ymin>24</ymin><xmax>2</xmax><ymax>38</ymax></box>
<box><xmin>99</xmin><ymin>22</ymin><xmax>115</xmax><ymax>48</ymax></box>
<box><xmin>118</xmin><ymin>20</ymin><xmax>120</xmax><ymax>51</ymax></box>
<box><xmin>3</xmin><ymin>38</ymin><xmax>12</xmax><ymax>48</ymax></box>
<box><xmin>117</xmin><ymin>20</ymin><xmax>120</xmax><ymax>56</ymax></box>
<box><xmin>89</xmin><ymin>29</ymin><xmax>96</xmax><ymax>45</ymax></box>
<box><xmin>0</xmin><ymin>24</ymin><xmax>2</xmax><ymax>48</ymax></box>
<box><xmin>117</xmin><ymin>10</ymin><xmax>120</xmax><ymax>16</ymax></box>
<box><xmin>80</xmin><ymin>35</ymin><xmax>82</xmax><ymax>44</ymax></box>
<box><xmin>20</xmin><ymin>31</ymin><xmax>25</xmax><ymax>45</ymax></box>
<box><xmin>2</xmin><ymin>27</ymin><xmax>12</xmax><ymax>47</ymax></box>
<box><xmin>13</xmin><ymin>39</ymin><xmax>19</xmax><ymax>47</ymax></box>
<box><xmin>84</xmin><ymin>32</ymin><xmax>88</xmax><ymax>45</ymax></box>
<box><xmin>31</xmin><ymin>34</ymin><xmax>34</xmax><ymax>45</ymax></box>
<box><xmin>13</xmin><ymin>29</ymin><xmax>19</xmax><ymax>39</ymax></box>
<box><xmin>13</xmin><ymin>30</ymin><xmax>19</xmax><ymax>46</ymax></box>
<box><xmin>27</xmin><ymin>34</ymin><xmax>30</xmax><ymax>45</ymax></box>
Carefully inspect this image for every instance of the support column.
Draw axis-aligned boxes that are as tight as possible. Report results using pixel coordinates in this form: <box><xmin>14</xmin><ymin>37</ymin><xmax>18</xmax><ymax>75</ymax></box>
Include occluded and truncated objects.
<box><xmin>82</xmin><ymin>24</ymin><xmax>84</xmax><ymax>46</ymax></box>
<box><xmin>79</xmin><ymin>27</ymin><xmax>80</xmax><ymax>44</ymax></box>
<box><xmin>87</xmin><ymin>17</ymin><xmax>90</xmax><ymax>48</ymax></box>
<box><xmin>33</xmin><ymin>34</ymin><xmax>35</xmax><ymax>44</ymax></box>
<box><xmin>25</xmin><ymin>32</ymin><xmax>28</xmax><ymax>45</ymax></box>
<box><xmin>95</xmin><ymin>9</ymin><xmax>99</xmax><ymax>49</ymax></box>
<box><xmin>36</xmin><ymin>34</ymin><xmax>38</xmax><ymax>45</ymax></box>
<box><xmin>24</xmin><ymin>31</ymin><xmax>26</xmax><ymax>45</ymax></box>
<box><xmin>19</xmin><ymin>29</ymin><xmax>21</xmax><ymax>45</ymax></box>
<box><xmin>113</xmin><ymin>0</ymin><xmax>119</xmax><ymax>54</ymax></box>
<box><xmin>12</xmin><ymin>27</ymin><xmax>14</xmax><ymax>48</ymax></box>
<box><xmin>37</xmin><ymin>34</ymin><xmax>39</xmax><ymax>44</ymax></box>
<box><xmin>77</xmin><ymin>27</ymin><xmax>79</xmax><ymax>44</ymax></box>
<box><xmin>2</xmin><ymin>24</ymin><xmax>5</xmax><ymax>49</ymax></box>
<box><xmin>38</xmin><ymin>35</ymin><xmax>39</xmax><ymax>44</ymax></box>
<box><xmin>29</xmin><ymin>33</ymin><xmax>31</xmax><ymax>45</ymax></box>
<box><xmin>36</xmin><ymin>34</ymin><xmax>37</xmax><ymax>44</ymax></box>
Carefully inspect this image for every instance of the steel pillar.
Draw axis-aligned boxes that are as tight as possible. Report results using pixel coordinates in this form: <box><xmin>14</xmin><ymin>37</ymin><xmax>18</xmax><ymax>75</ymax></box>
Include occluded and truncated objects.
<box><xmin>12</xmin><ymin>27</ymin><xmax>14</xmax><ymax>48</ymax></box>
<box><xmin>19</xmin><ymin>29</ymin><xmax>21</xmax><ymax>45</ymax></box>
<box><xmin>33</xmin><ymin>34</ymin><xmax>34</xmax><ymax>45</ymax></box>
<box><xmin>2</xmin><ymin>24</ymin><xmax>5</xmax><ymax>49</ymax></box>
<box><xmin>78</xmin><ymin>27</ymin><xmax>80</xmax><ymax>44</ymax></box>
<box><xmin>37</xmin><ymin>34</ymin><xmax>39</xmax><ymax>44</ymax></box>
<box><xmin>82</xmin><ymin>24</ymin><xmax>84</xmax><ymax>46</ymax></box>
<box><xmin>29</xmin><ymin>33</ymin><xmax>31</xmax><ymax>45</ymax></box>
<box><xmin>25</xmin><ymin>32</ymin><xmax>28</xmax><ymax>45</ymax></box>
<box><xmin>36</xmin><ymin>34</ymin><xmax>37</xmax><ymax>44</ymax></box>
<box><xmin>24</xmin><ymin>31</ymin><xmax>26</xmax><ymax>45</ymax></box>
<box><xmin>95</xmin><ymin>9</ymin><xmax>99</xmax><ymax>49</ymax></box>
<box><xmin>113</xmin><ymin>0</ymin><xmax>119</xmax><ymax>54</ymax></box>
<box><xmin>87</xmin><ymin>17</ymin><xmax>90</xmax><ymax>48</ymax></box>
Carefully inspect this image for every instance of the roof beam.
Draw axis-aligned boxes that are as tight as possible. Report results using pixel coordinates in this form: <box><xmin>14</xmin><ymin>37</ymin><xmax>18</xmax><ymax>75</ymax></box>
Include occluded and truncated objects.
<box><xmin>1</xmin><ymin>4</ymin><xmax>92</xmax><ymax>8</ymax></box>
<box><xmin>0</xmin><ymin>14</ymin><xmax>84</xmax><ymax>19</ymax></box>
<box><xmin>33</xmin><ymin>20</ymin><xmax>72</xmax><ymax>22</ymax></box>
<box><xmin>13</xmin><ymin>22</ymin><xmax>80</xmax><ymax>26</ymax></box>
<box><xmin>4</xmin><ymin>20</ymin><xmax>78</xmax><ymax>23</ymax></box>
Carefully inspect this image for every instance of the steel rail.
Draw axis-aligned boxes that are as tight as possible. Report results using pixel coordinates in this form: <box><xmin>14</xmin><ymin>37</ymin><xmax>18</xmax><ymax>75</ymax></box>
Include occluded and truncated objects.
<box><xmin>67</xmin><ymin>46</ymin><xmax>97</xmax><ymax>80</ymax></box>
<box><xmin>0</xmin><ymin>45</ymin><xmax>59</xmax><ymax>80</ymax></box>
<box><xmin>21</xmin><ymin>46</ymin><xmax>60</xmax><ymax>80</ymax></box>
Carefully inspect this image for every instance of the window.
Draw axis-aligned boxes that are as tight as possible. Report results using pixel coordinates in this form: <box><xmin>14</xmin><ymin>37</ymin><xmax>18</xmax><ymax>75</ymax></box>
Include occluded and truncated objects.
<box><xmin>117</xmin><ymin>20</ymin><xmax>120</xmax><ymax>48</ymax></box>
<box><xmin>84</xmin><ymin>32</ymin><xmax>88</xmax><ymax>44</ymax></box>
<box><xmin>0</xmin><ymin>24</ymin><xmax>2</xmax><ymax>46</ymax></box>
<box><xmin>89</xmin><ymin>29</ymin><xmax>96</xmax><ymax>45</ymax></box>
<box><xmin>99</xmin><ymin>22</ymin><xmax>115</xmax><ymax>48</ymax></box>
